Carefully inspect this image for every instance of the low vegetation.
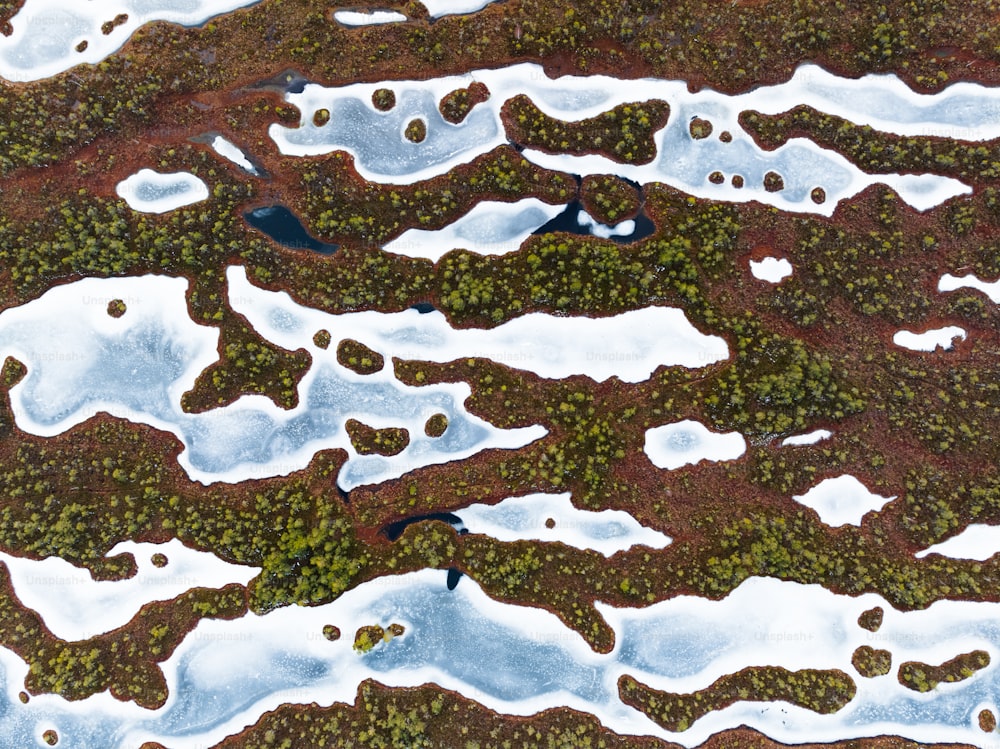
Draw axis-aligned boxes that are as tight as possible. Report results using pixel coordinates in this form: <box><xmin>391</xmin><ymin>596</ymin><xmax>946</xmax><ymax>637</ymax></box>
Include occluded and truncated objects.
<box><xmin>501</xmin><ymin>96</ymin><xmax>670</xmax><ymax>164</ymax></box>
<box><xmin>619</xmin><ymin>668</ymin><xmax>857</xmax><ymax>732</ymax></box>
<box><xmin>897</xmin><ymin>650</ymin><xmax>991</xmax><ymax>692</ymax></box>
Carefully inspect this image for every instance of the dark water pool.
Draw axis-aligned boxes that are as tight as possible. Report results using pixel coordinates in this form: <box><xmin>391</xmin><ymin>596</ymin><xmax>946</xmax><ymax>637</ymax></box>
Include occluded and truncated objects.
<box><xmin>532</xmin><ymin>199</ymin><xmax>654</xmax><ymax>243</ymax></box>
<box><xmin>245</xmin><ymin>205</ymin><xmax>339</xmax><ymax>254</ymax></box>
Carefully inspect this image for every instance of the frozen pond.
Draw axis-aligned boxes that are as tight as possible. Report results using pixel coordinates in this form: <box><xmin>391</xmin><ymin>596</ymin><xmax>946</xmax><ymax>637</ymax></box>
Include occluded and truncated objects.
<box><xmin>115</xmin><ymin>169</ymin><xmax>209</xmax><ymax>214</ymax></box>
<box><xmin>0</xmin><ymin>541</ymin><xmax>258</xmax><ymax>641</ymax></box>
<box><xmin>0</xmin><ymin>0</ymin><xmax>263</xmax><ymax>82</ymax></box>
<box><xmin>644</xmin><ymin>420</ymin><xmax>747</xmax><ymax>470</ymax></box>
<box><xmin>793</xmin><ymin>475</ymin><xmax>896</xmax><ymax>526</ymax></box>
<box><xmin>3</xmin><ymin>572</ymin><xmax>1000</xmax><ymax>748</ymax></box>
<box><xmin>0</xmin><ymin>274</ymin><xmax>545</xmax><ymax>489</ymax></box>
<box><xmin>457</xmin><ymin>492</ymin><xmax>671</xmax><ymax>556</ymax></box>
<box><xmin>382</xmin><ymin>198</ymin><xmax>565</xmax><ymax>261</ymax></box>
<box><xmin>270</xmin><ymin>63</ymin><xmax>974</xmax><ymax>215</ymax></box>
<box><xmin>227</xmin><ymin>265</ymin><xmax>729</xmax><ymax>383</ymax></box>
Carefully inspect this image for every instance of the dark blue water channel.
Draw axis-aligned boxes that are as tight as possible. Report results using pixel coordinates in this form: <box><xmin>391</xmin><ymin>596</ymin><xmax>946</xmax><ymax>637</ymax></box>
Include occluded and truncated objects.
<box><xmin>245</xmin><ymin>205</ymin><xmax>339</xmax><ymax>254</ymax></box>
<box><xmin>532</xmin><ymin>199</ymin><xmax>655</xmax><ymax>243</ymax></box>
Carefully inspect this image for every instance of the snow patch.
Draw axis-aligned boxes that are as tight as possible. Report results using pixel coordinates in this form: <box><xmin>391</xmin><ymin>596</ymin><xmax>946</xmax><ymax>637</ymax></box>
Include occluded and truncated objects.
<box><xmin>382</xmin><ymin>198</ymin><xmax>565</xmax><ymax>261</ymax></box>
<box><xmin>333</xmin><ymin>10</ymin><xmax>407</xmax><ymax>25</ymax></box>
<box><xmin>750</xmin><ymin>256</ymin><xmax>793</xmax><ymax>283</ymax></box>
<box><xmin>781</xmin><ymin>429</ymin><xmax>833</xmax><ymax>447</ymax></box>
<box><xmin>893</xmin><ymin>326</ymin><xmax>966</xmax><ymax>352</ymax></box>
<box><xmin>793</xmin><ymin>475</ymin><xmax>895</xmax><ymax>526</ymax></box>
<box><xmin>644</xmin><ymin>420</ymin><xmax>747</xmax><ymax>470</ymax></box>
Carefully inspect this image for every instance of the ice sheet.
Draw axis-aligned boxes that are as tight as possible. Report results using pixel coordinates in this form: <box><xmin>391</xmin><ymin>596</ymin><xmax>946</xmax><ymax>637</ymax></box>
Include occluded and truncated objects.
<box><xmin>0</xmin><ymin>0</ymin><xmax>262</xmax><ymax>82</ymax></box>
<box><xmin>0</xmin><ymin>273</ymin><xmax>545</xmax><ymax>489</ymax></box>
<box><xmin>269</xmin><ymin>63</ymin><xmax>973</xmax><ymax>215</ymax></box>
<box><xmin>644</xmin><ymin>420</ymin><xmax>747</xmax><ymax>470</ymax></box>
<box><xmin>0</xmin><ymin>541</ymin><xmax>258</xmax><ymax>641</ymax></box>
<box><xmin>115</xmin><ymin>169</ymin><xmax>209</xmax><ymax>213</ymax></box>
<box><xmin>5</xmin><ymin>573</ymin><xmax>998</xmax><ymax>748</ymax></box>
<box><xmin>382</xmin><ymin>198</ymin><xmax>565</xmax><ymax>260</ymax></box>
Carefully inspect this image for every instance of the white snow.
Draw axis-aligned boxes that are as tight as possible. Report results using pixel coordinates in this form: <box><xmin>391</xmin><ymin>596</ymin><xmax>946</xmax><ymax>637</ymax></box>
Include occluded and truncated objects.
<box><xmin>916</xmin><ymin>525</ymin><xmax>1000</xmax><ymax>561</ymax></box>
<box><xmin>0</xmin><ymin>541</ymin><xmax>258</xmax><ymax>641</ymax></box>
<box><xmin>939</xmin><ymin>273</ymin><xmax>1000</xmax><ymax>303</ymax></box>
<box><xmin>643</xmin><ymin>420</ymin><xmax>747</xmax><ymax>470</ymax></box>
<box><xmin>893</xmin><ymin>326</ymin><xmax>966</xmax><ymax>351</ymax></box>
<box><xmin>333</xmin><ymin>10</ymin><xmax>407</xmax><ymax>26</ymax></box>
<box><xmin>382</xmin><ymin>198</ymin><xmax>565</xmax><ymax>261</ymax></box>
<box><xmin>0</xmin><ymin>0</ymin><xmax>263</xmax><ymax>83</ymax></box>
<box><xmin>227</xmin><ymin>265</ymin><xmax>729</xmax><ymax>384</ymax></box>
<box><xmin>210</xmin><ymin>135</ymin><xmax>258</xmax><ymax>175</ymax></box>
<box><xmin>420</xmin><ymin>0</ymin><xmax>503</xmax><ymax>17</ymax></box>
<box><xmin>749</xmin><ymin>256</ymin><xmax>793</xmax><ymax>283</ymax></box>
<box><xmin>115</xmin><ymin>169</ymin><xmax>209</xmax><ymax>213</ymax></box>
<box><xmin>457</xmin><ymin>492</ymin><xmax>671</xmax><ymax>556</ymax></box>
<box><xmin>792</xmin><ymin>474</ymin><xmax>896</xmax><ymax>526</ymax></box>
<box><xmin>781</xmin><ymin>429</ymin><xmax>833</xmax><ymax>447</ymax></box>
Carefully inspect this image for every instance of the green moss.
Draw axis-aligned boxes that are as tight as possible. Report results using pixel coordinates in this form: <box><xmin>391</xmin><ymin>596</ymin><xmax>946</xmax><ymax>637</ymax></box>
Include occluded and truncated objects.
<box><xmin>336</xmin><ymin>338</ymin><xmax>385</xmax><ymax>375</ymax></box>
<box><xmin>742</xmin><ymin>106</ymin><xmax>1000</xmax><ymax>185</ymax></box>
<box><xmin>353</xmin><ymin>624</ymin><xmax>384</xmax><ymax>653</ymax></box>
<box><xmin>312</xmin><ymin>329</ymin><xmax>331</xmax><ymax>349</ymax></box>
<box><xmin>345</xmin><ymin>419</ymin><xmax>410</xmax><ymax>457</ymax></box>
<box><xmin>372</xmin><ymin>88</ymin><xmax>396</xmax><ymax>111</ymax></box>
<box><xmin>580</xmin><ymin>174</ymin><xmax>641</xmax><ymax>224</ymax></box>
<box><xmin>689</xmin><ymin>116</ymin><xmax>713</xmax><ymax>139</ymax></box>
<box><xmin>424</xmin><ymin>413</ymin><xmax>449</xmax><ymax>438</ymax></box>
<box><xmin>619</xmin><ymin>667</ymin><xmax>857</xmax><ymax>732</ymax></box>
<box><xmin>438</xmin><ymin>82</ymin><xmax>489</xmax><ymax>124</ymax></box>
<box><xmin>404</xmin><ymin>118</ymin><xmax>427</xmax><ymax>143</ymax></box>
<box><xmin>858</xmin><ymin>606</ymin><xmax>884</xmax><ymax>632</ymax></box>
<box><xmin>502</xmin><ymin>96</ymin><xmax>670</xmax><ymax>164</ymax></box>
<box><xmin>898</xmin><ymin>650</ymin><xmax>991</xmax><ymax>692</ymax></box>
<box><xmin>852</xmin><ymin>646</ymin><xmax>892</xmax><ymax>678</ymax></box>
